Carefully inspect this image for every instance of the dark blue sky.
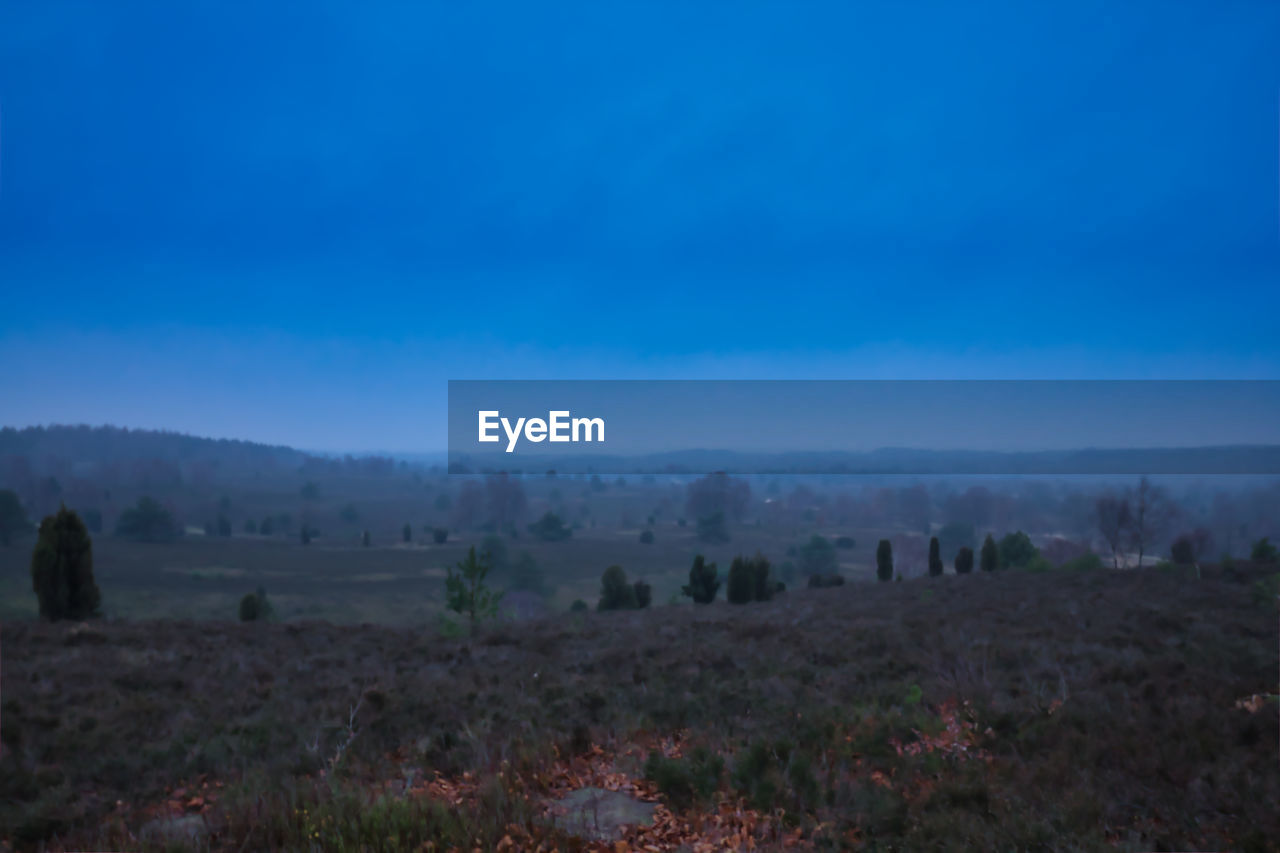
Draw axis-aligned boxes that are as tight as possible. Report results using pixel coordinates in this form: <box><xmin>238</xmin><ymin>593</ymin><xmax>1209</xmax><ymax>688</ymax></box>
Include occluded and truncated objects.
<box><xmin>2</xmin><ymin>3</ymin><xmax>1278</xmax><ymax>450</ymax></box>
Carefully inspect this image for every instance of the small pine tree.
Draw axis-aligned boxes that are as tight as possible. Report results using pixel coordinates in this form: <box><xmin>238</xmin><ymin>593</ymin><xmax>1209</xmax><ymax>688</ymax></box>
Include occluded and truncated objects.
<box><xmin>682</xmin><ymin>554</ymin><xmax>720</xmax><ymax>604</ymax></box>
<box><xmin>928</xmin><ymin>536</ymin><xmax>943</xmax><ymax>576</ymax></box>
<box><xmin>598</xmin><ymin>565</ymin><xmax>638</xmax><ymax>611</ymax></box>
<box><xmin>980</xmin><ymin>534</ymin><xmax>999</xmax><ymax>572</ymax></box>
<box><xmin>445</xmin><ymin>546</ymin><xmax>504</xmax><ymax>635</ymax></box>
<box><xmin>955</xmin><ymin>546</ymin><xmax>974</xmax><ymax>575</ymax></box>
<box><xmin>31</xmin><ymin>506</ymin><xmax>101</xmax><ymax>621</ymax></box>
<box><xmin>403</xmin><ymin>523</ymin><xmax>412</xmax><ymax>543</ymax></box>
<box><xmin>876</xmin><ymin>539</ymin><xmax>893</xmax><ymax>582</ymax></box>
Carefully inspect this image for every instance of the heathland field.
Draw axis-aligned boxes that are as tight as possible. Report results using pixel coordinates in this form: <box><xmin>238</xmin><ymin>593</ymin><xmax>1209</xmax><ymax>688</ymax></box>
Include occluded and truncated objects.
<box><xmin>3</xmin><ymin>561</ymin><xmax>1277</xmax><ymax>851</ymax></box>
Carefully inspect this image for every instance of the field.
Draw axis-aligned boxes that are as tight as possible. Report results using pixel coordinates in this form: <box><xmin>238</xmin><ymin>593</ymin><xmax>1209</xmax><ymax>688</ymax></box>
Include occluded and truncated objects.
<box><xmin>0</xmin><ymin>525</ymin><xmax>894</xmax><ymax>625</ymax></box>
<box><xmin>3</xmin><ymin>560</ymin><xmax>1277</xmax><ymax>851</ymax></box>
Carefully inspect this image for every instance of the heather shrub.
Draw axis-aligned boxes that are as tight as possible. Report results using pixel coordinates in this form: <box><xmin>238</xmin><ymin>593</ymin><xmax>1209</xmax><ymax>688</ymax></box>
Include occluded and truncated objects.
<box><xmin>30</xmin><ymin>506</ymin><xmax>100</xmax><ymax>621</ymax></box>
<box><xmin>644</xmin><ymin>747</ymin><xmax>724</xmax><ymax>812</ymax></box>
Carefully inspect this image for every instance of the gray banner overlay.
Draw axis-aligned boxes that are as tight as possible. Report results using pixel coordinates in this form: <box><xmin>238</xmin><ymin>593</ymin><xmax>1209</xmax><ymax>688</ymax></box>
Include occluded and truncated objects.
<box><xmin>447</xmin><ymin>380</ymin><xmax>1280</xmax><ymax>474</ymax></box>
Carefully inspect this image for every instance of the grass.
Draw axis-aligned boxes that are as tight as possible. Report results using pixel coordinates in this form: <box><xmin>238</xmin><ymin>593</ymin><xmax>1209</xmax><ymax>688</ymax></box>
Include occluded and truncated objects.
<box><xmin>1</xmin><ymin>561</ymin><xmax>1277</xmax><ymax>850</ymax></box>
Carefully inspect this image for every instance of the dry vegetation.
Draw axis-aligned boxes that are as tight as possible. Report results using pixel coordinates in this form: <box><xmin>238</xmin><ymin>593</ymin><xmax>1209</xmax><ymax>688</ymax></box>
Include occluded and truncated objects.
<box><xmin>2</xmin><ymin>560</ymin><xmax>1277</xmax><ymax>851</ymax></box>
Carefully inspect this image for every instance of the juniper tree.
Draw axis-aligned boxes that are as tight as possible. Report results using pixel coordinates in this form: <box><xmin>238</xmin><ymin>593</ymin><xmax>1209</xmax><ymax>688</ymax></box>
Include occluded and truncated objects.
<box><xmin>598</xmin><ymin>565</ymin><xmax>637</xmax><ymax>611</ymax></box>
<box><xmin>31</xmin><ymin>506</ymin><xmax>101</xmax><ymax>621</ymax></box>
<box><xmin>682</xmin><ymin>554</ymin><xmax>720</xmax><ymax>604</ymax></box>
<box><xmin>928</xmin><ymin>536</ymin><xmax>944</xmax><ymax>576</ymax></box>
<box><xmin>980</xmin><ymin>534</ymin><xmax>999</xmax><ymax>572</ymax></box>
<box><xmin>876</xmin><ymin>539</ymin><xmax>893</xmax><ymax>582</ymax></box>
<box><xmin>955</xmin><ymin>546</ymin><xmax>974</xmax><ymax>575</ymax></box>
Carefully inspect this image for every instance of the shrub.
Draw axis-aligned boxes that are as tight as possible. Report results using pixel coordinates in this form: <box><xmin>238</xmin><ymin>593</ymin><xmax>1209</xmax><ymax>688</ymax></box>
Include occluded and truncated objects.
<box><xmin>937</xmin><ymin>521</ymin><xmax>976</xmax><ymax>559</ymax></box>
<box><xmin>807</xmin><ymin>573</ymin><xmax>845</xmax><ymax>588</ymax></box>
<box><xmin>598</xmin><ymin>565</ymin><xmax>638</xmax><ymax>611</ymax></box>
<box><xmin>114</xmin><ymin>496</ymin><xmax>178</xmax><ymax>543</ymax></box>
<box><xmin>569</xmin><ymin>599</ymin><xmax>588</xmax><ymax>613</ymax></box>
<box><xmin>402</xmin><ymin>523</ymin><xmax>412</xmax><ymax>543</ymax></box>
<box><xmin>835</xmin><ymin>535</ymin><xmax>856</xmax><ymax>549</ymax></box>
<box><xmin>639</xmin><ymin>529</ymin><xmax>655</xmax><ymax>545</ymax></box>
<box><xmin>527</xmin><ymin>511</ymin><xmax>572</xmax><ymax>542</ymax></box>
<box><xmin>30</xmin><ymin>506</ymin><xmax>100</xmax><ymax>621</ymax></box>
<box><xmin>1060</xmin><ymin>552</ymin><xmax>1104</xmax><ymax>572</ymax></box>
<box><xmin>876</xmin><ymin>539</ymin><xmax>893</xmax><ymax>582</ymax></box>
<box><xmin>239</xmin><ymin>586</ymin><xmax>273</xmax><ymax>622</ymax></box>
<box><xmin>955</xmin><ymin>546</ymin><xmax>974</xmax><ymax>575</ymax></box>
<box><xmin>1250</xmin><ymin>537</ymin><xmax>1278</xmax><ymax>564</ymax></box>
<box><xmin>1023</xmin><ymin>554</ymin><xmax>1053</xmax><ymax>573</ymax></box>
<box><xmin>1252</xmin><ymin>573</ymin><xmax>1280</xmax><ymax>607</ymax></box>
<box><xmin>361</xmin><ymin>530</ymin><xmax>372</xmax><ymax>547</ymax></box>
<box><xmin>798</xmin><ymin>535</ymin><xmax>839</xmax><ymax>577</ymax></box>
<box><xmin>980</xmin><ymin>534</ymin><xmax>999</xmax><ymax>572</ymax></box>
<box><xmin>644</xmin><ymin>747</ymin><xmax>724</xmax><ymax>812</ymax></box>
<box><xmin>997</xmin><ymin>531</ymin><xmax>1038</xmax><ymax>569</ymax></box>
<box><xmin>682</xmin><ymin>555</ymin><xmax>720</xmax><ymax>604</ymax></box>
<box><xmin>928</xmin><ymin>536</ymin><xmax>944</xmax><ymax>576</ymax></box>
<box><xmin>696</xmin><ymin>512</ymin><xmax>730</xmax><ymax>543</ymax></box>
<box><xmin>633</xmin><ymin>580</ymin><xmax>652</xmax><ymax>609</ymax></box>
<box><xmin>431</xmin><ymin>527</ymin><xmax>448</xmax><ymax>545</ymax></box>
<box><xmin>727</xmin><ymin>557</ymin><xmax>754</xmax><ymax>604</ymax></box>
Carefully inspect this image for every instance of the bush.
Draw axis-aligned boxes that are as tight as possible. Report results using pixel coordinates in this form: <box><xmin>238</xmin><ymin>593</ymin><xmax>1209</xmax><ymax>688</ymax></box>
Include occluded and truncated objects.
<box><xmin>876</xmin><ymin>539</ymin><xmax>893</xmax><ymax>582</ymax></box>
<box><xmin>835</xmin><ymin>535</ymin><xmax>856</xmax><ymax>549</ymax></box>
<box><xmin>527</xmin><ymin>511</ymin><xmax>572</xmax><ymax>542</ymax></box>
<box><xmin>1023</xmin><ymin>554</ymin><xmax>1053</xmax><ymax>573</ymax></box>
<box><xmin>696</xmin><ymin>512</ymin><xmax>730</xmax><ymax>543</ymax></box>
<box><xmin>432</xmin><ymin>527</ymin><xmax>448</xmax><ymax>545</ymax></box>
<box><xmin>239</xmin><ymin>586</ymin><xmax>274</xmax><ymax>622</ymax></box>
<box><xmin>361</xmin><ymin>530</ymin><xmax>372</xmax><ymax>547</ymax></box>
<box><xmin>727</xmin><ymin>553</ymin><xmax>775</xmax><ymax>604</ymax></box>
<box><xmin>1252</xmin><ymin>573</ymin><xmax>1280</xmax><ymax>607</ymax></box>
<box><xmin>114</xmin><ymin>497</ymin><xmax>178</xmax><ymax>543</ymax></box>
<box><xmin>807</xmin><ymin>573</ymin><xmax>845</xmax><ymax>588</ymax></box>
<box><xmin>634</xmin><ymin>580</ymin><xmax>652</xmax><ymax>609</ymax></box>
<box><xmin>980</xmin><ymin>534</ymin><xmax>999</xmax><ymax>572</ymax></box>
<box><xmin>598</xmin><ymin>565</ymin><xmax>638</xmax><ymax>611</ymax></box>
<box><xmin>31</xmin><ymin>506</ymin><xmax>101</xmax><ymax>621</ymax></box>
<box><xmin>1060</xmin><ymin>552</ymin><xmax>1104</xmax><ymax>572</ymax></box>
<box><xmin>682</xmin><ymin>555</ymin><xmax>720</xmax><ymax>604</ymax></box>
<box><xmin>402</xmin><ymin>523</ymin><xmax>412</xmax><ymax>543</ymax></box>
<box><xmin>955</xmin><ymin>546</ymin><xmax>974</xmax><ymax>575</ymax></box>
<box><xmin>569</xmin><ymin>599</ymin><xmax>588</xmax><ymax>613</ymax></box>
<box><xmin>1170</xmin><ymin>536</ymin><xmax>1195</xmax><ymax>565</ymax></box>
<box><xmin>1250</xmin><ymin>537</ymin><xmax>1278</xmax><ymax>564</ymax></box>
<box><xmin>798</xmin><ymin>535</ymin><xmax>839</xmax><ymax>577</ymax></box>
<box><xmin>928</xmin><ymin>536</ymin><xmax>944</xmax><ymax>576</ymax></box>
<box><xmin>997</xmin><ymin>531</ymin><xmax>1038</xmax><ymax>569</ymax></box>
<box><xmin>937</xmin><ymin>521</ymin><xmax>976</xmax><ymax>559</ymax></box>
<box><xmin>644</xmin><ymin>747</ymin><xmax>724</xmax><ymax>812</ymax></box>
<box><xmin>639</xmin><ymin>529</ymin><xmax>655</xmax><ymax>544</ymax></box>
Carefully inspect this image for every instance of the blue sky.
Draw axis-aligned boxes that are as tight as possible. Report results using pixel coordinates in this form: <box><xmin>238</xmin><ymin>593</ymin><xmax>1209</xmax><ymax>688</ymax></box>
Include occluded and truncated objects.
<box><xmin>1</xmin><ymin>3</ymin><xmax>1278</xmax><ymax>451</ymax></box>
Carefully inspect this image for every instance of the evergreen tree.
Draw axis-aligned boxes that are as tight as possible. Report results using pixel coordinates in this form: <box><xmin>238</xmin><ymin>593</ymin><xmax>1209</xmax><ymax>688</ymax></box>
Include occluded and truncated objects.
<box><xmin>598</xmin><ymin>565</ymin><xmax>638</xmax><ymax>611</ymax></box>
<box><xmin>980</xmin><ymin>534</ymin><xmax>999</xmax><ymax>572</ymax></box>
<box><xmin>955</xmin><ymin>546</ymin><xmax>975</xmax><ymax>575</ymax></box>
<box><xmin>0</xmin><ymin>489</ymin><xmax>28</xmax><ymax>546</ymax></box>
<box><xmin>445</xmin><ymin>546</ymin><xmax>504</xmax><ymax>634</ymax></box>
<box><xmin>928</xmin><ymin>536</ymin><xmax>944</xmax><ymax>576</ymax></box>
<box><xmin>682</xmin><ymin>554</ymin><xmax>720</xmax><ymax>604</ymax></box>
<box><xmin>876</xmin><ymin>539</ymin><xmax>894</xmax><ymax>582</ymax></box>
<box><xmin>31</xmin><ymin>506</ymin><xmax>101</xmax><ymax>621</ymax></box>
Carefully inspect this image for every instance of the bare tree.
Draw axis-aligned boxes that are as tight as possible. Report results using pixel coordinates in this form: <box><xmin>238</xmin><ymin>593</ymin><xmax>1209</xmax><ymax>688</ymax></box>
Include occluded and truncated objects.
<box><xmin>1096</xmin><ymin>492</ymin><xmax>1132</xmax><ymax>568</ymax></box>
<box><xmin>1128</xmin><ymin>476</ymin><xmax>1177</xmax><ymax>569</ymax></box>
